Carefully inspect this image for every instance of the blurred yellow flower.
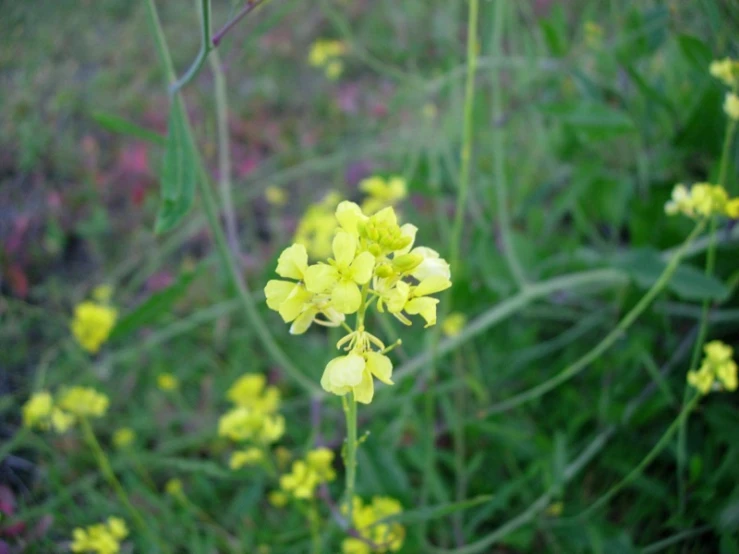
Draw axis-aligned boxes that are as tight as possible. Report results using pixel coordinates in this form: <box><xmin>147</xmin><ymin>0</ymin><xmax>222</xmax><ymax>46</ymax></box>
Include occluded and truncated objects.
<box><xmin>360</xmin><ymin>176</ymin><xmax>407</xmax><ymax>215</ymax></box>
<box><xmin>665</xmin><ymin>183</ymin><xmax>739</xmax><ymax>219</ymax></box>
<box><xmin>71</xmin><ymin>301</ymin><xmax>117</xmax><ymax>354</ymax></box>
<box><xmin>91</xmin><ymin>285</ymin><xmax>114</xmax><ymax>303</ymax></box>
<box><xmin>724</xmin><ymin>92</ymin><xmax>739</xmax><ymax>121</ymax></box>
<box><xmin>22</xmin><ymin>391</ymin><xmax>53</xmax><ymax>429</ymax></box>
<box><xmin>268</xmin><ymin>490</ymin><xmax>288</xmax><ymax>508</ymax></box>
<box><xmin>165</xmin><ymin>478</ymin><xmax>184</xmax><ymax>497</ymax></box>
<box><xmin>308</xmin><ymin>39</ymin><xmax>347</xmax><ymax>79</ymax></box>
<box><xmin>294</xmin><ymin>191</ymin><xmax>342</xmax><ymax>259</ymax></box>
<box><xmin>442</xmin><ymin>312</ymin><xmax>467</xmax><ymax>338</ymax></box>
<box><xmin>157</xmin><ymin>373</ymin><xmax>179</xmax><ymax>392</ymax></box>
<box><xmin>57</xmin><ymin>387</ymin><xmax>109</xmax><ymax>419</ymax></box>
<box><xmin>230</xmin><ymin>447</ymin><xmax>264</xmax><ymax>470</ymax></box>
<box><xmin>226</xmin><ymin>374</ymin><xmax>280</xmax><ymax>414</ymax></box>
<box><xmin>688</xmin><ymin>340</ymin><xmax>738</xmax><ymax>394</ymax></box>
<box><xmin>709</xmin><ymin>57</ymin><xmax>739</xmax><ymax>88</ymax></box>
<box><xmin>341</xmin><ymin>496</ymin><xmax>405</xmax><ymax>553</ymax></box>
<box><xmin>265</xmin><ymin>185</ymin><xmax>287</xmax><ymax>207</ymax></box>
<box><xmin>218</xmin><ymin>407</ymin><xmax>285</xmax><ymax>444</ymax></box>
<box><xmin>112</xmin><ymin>427</ymin><xmax>135</xmax><ymax>449</ymax></box>
<box><xmin>71</xmin><ymin>517</ymin><xmax>128</xmax><ymax>554</ymax></box>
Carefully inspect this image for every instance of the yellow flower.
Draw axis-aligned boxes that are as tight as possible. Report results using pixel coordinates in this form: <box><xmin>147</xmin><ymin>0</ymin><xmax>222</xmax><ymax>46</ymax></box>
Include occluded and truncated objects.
<box><xmin>724</xmin><ymin>92</ymin><xmax>739</xmax><ymax>121</ymax></box>
<box><xmin>92</xmin><ymin>285</ymin><xmax>114</xmax><ymax>303</ymax></box>
<box><xmin>359</xmin><ymin>176</ymin><xmax>407</xmax><ymax>215</ymax></box>
<box><xmin>687</xmin><ymin>340</ymin><xmax>738</xmax><ymax>394</ymax></box>
<box><xmin>218</xmin><ymin>407</ymin><xmax>285</xmax><ymax>444</ymax></box>
<box><xmin>709</xmin><ymin>57</ymin><xmax>739</xmax><ymax>87</ymax></box>
<box><xmin>665</xmin><ymin>183</ymin><xmax>736</xmax><ymax>219</ymax></box>
<box><xmin>379</xmin><ymin>276</ymin><xmax>452</xmax><ymax>328</ymax></box>
<box><xmin>265</xmin><ymin>244</ymin><xmax>346</xmax><ymax>333</ymax></box>
<box><xmin>22</xmin><ymin>391</ymin><xmax>53</xmax><ymax>429</ymax></box>
<box><xmin>280</xmin><ymin>460</ymin><xmax>318</xmax><ymax>499</ymax></box>
<box><xmin>71</xmin><ymin>301</ymin><xmax>117</xmax><ymax>354</ymax></box>
<box><xmin>265</xmin><ymin>185</ymin><xmax>287</xmax><ymax>206</ymax></box>
<box><xmin>342</xmin><ymin>496</ymin><xmax>405</xmax><ymax>553</ymax></box>
<box><xmin>71</xmin><ymin>517</ymin><xmax>128</xmax><ymax>554</ymax></box>
<box><xmin>51</xmin><ymin>408</ymin><xmax>75</xmax><ymax>433</ymax></box>
<box><xmin>165</xmin><ymin>478</ymin><xmax>184</xmax><ymax>497</ymax></box>
<box><xmin>304</xmin><ymin>231</ymin><xmax>376</xmax><ymax>314</ymax></box>
<box><xmin>112</xmin><ymin>427</ymin><xmax>135</xmax><ymax>449</ymax></box>
<box><xmin>442</xmin><ymin>312</ymin><xmax>467</xmax><ymax>338</ymax></box>
<box><xmin>294</xmin><ymin>191</ymin><xmax>342</xmax><ymax>259</ymax></box>
<box><xmin>308</xmin><ymin>39</ymin><xmax>346</xmax><ymax>68</ymax></box>
<box><xmin>321</xmin><ymin>335</ymin><xmax>393</xmax><ymax>404</ymax></box>
<box><xmin>230</xmin><ymin>447</ymin><xmax>264</xmax><ymax>470</ymax></box>
<box><xmin>57</xmin><ymin>387</ymin><xmax>109</xmax><ymax>419</ymax></box>
<box><xmin>325</xmin><ymin>60</ymin><xmax>344</xmax><ymax>80</ymax></box>
<box><xmin>226</xmin><ymin>374</ymin><xmax>280</xmax><ymax>414</ymax></box>
<box><xmin>157</xmin><ymin>373</ymin><xmax>179</xmax><ymax>392</ymax></box>
<box><xmin>306</xmin><ymin>447</ymin><xmax>336</xmax><ymax>482</ymax></box>
<box><xmin>268</xmin><ymin>490</ymin><xmax>289</xmax><ymax>508</ymax></box>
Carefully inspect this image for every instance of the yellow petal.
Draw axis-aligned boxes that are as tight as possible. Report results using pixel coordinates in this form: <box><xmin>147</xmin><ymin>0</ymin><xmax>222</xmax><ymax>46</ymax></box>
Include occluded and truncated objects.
<box><xmin>395</xmin><ymin>223</ymin><xmax>417</xmax><ymax>255</ymax></box>
<box><xmin>290</xmin><ymin>306</ymin><xmax>319</xmax><ymax>335</ymax></box>
<box><xmin>278</xmin><ymin>286</ymin><xmax>312</xmax><ymax>322</ymax></box>
<box><xmin>265</xmin><ymin>280</ymin><xmax>297</xmax><ymax>311</ymax></box>
<box><xmin>304</xmin><ymin>264</ymin><xmax>339</xmax><ymax>293</ymax></box>
<box><xmin>716</xmin><ymin>360</ymin><xmax>738</xmax><ymax>391</ymax></box>
<box><xmin>353</xmin><ymin>368</ymin><xmax>374</xmax><ymax>404</ymax></box>
<box><xmin>414</xmin><ymin>275</ymin><xmax>452</xmax><ymax>297</ymax></box>
<box><xmin>349</xmin><ymin>251</ymin><xmax>375</xmax><ymax>284</ymax></box>
<box><xmin>331</xmin><ymin>280</ymin><xmax>362</xmax><ymax>314</ymax></box>
<box><xmin>336</xmin><ymin>201</ymin><xmax>366</xmax><ymax>235</ymax></box>
<box><xmin>321</xmin><ymin>354</ymin><xmax>365</xmax><ymax>395</ymax></box>
<box><xmin>365</xmin><ymin>352</ymin><xmax>393</xmax><ymax>384</ymax></box>
<box><xmin>405</xmin><ymin>297</ymin><xmax>439</xmax><ymax>327</ymax></box>
<box><xmin>411</xmin><ymin>247</ymin><xmax>451</xmax><ymax>281</ymax></box>
<box><xmin>276</xmin><ymin>244</ymin><xmax>308</xmax><ymax>280</ymax></box>
<box><xmin>386</xmin><ymin>281</ymin><xmax>410</xmax><ymax>313</ymax></box>
<box><xmin>372</xmin><ymin>206</ymin><xmax>398</xmax><ymax>228</ymax></box>
<box><xmin>333</xmin><ymin>231</ymin><xmax>357</xmax><ymax>267</ymax></box>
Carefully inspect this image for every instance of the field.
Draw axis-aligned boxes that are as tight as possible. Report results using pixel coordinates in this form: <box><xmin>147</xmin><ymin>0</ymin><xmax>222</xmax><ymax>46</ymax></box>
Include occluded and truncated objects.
<box><xmin>2</xmin><ymin>0</ymin><xmax>739</xmax><ymax>552</ymax></box>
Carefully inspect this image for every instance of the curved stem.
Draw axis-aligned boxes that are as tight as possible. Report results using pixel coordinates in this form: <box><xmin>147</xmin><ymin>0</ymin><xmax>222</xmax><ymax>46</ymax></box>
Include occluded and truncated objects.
<box><xmin>342</xmin><ymin>393</ymin><xmax>358</xmax><ymax>521</ymax></box>
<box><xmin>476</xmin><ymin>221</ymin><xmax>705</xmax><ymax>418</ymax></box>
<box><xmin>170</xmin><ymin>0</ymin><xmax>212</xmax><ymax>95</ymax></box>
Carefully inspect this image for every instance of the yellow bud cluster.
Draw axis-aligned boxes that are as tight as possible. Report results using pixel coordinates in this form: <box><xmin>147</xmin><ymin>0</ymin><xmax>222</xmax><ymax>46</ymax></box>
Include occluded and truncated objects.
<box><xmin>71</xmin><ymin>300</ymin><xmax>117</xmax><ymax>354</ymax></box>
<box><xmin>22</xmin><ymin>386</ymin><xmax>109</xmax><ymax>434</ymax></box>
<box><xmin>341</xmin><ymin>496</ymin><xmax>405</xmax><ymax>554</ymax></box>
<box><xmin>665</xmin><ymin>183</ymin><xmax>739</xmax><ymax>219</ymax></box>
<box><xmin>308</xmin><ymin>39</ymin><xmax>347</xmax><ymax>79</ymax></box>
<box><xmin>687</xmin><ymin>340</ymin><xmax>738</xmax><ymax>395</ymax></box>
<box><xmin>70</xmin><ymin>517</ymin><xmax>128</xmax><ymax>554</ymax></box>
<box><xmin>277</xmin><ymin>447</ymin><xmax>336</xmax><ymax>500</ymax></box>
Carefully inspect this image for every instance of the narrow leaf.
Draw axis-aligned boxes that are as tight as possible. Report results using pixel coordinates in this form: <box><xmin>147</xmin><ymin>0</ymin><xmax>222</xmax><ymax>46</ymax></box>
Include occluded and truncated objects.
<box><xmin>91</xmin><ymin>111</ymin><xmax>166</xmax><ymax>146</ymax></box>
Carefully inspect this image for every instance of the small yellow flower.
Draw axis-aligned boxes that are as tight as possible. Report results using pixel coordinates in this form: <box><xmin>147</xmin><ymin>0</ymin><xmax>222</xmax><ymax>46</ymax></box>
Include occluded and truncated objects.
<box><xmin>321</xmin><ymin>349</ymin><xmax>393</xmax><ymax>404</ymax></box>
<box><xmin>294</xmin><ymin>191</ymin><xmax>342</xmax><ymax>259</ymax></box>
<box><xmin>71</xmin><ymin>517</ymin><xmax>128</xmax><ymax>554</ymax></box>
<box><xmin>157</xmin><ymin>373</ymin><xmax>179</xmax><ymax>392</ymax></box>
<box><xmin>325</xmin><ymin>60</ymin><xmax>344</xmax><ymax>80</ymax></box>
<box><xmin>342</xmin><ymin>496</ymin><xmax>405</xmax><ymax>553</ymax></box>
<box><xmin>112</xmin><ymin>427</ymin><xmax>135</xmax><ymax>449</ymax></box>
<box><xmin>91</xmin><ymin>285</ymin><xmax>114</xmax><ymax>303</ymax></box>
<box><xmin>709</xmin><ymin>57</ymin><xmax>739</xmax><ymax>88</ymax></box>
<box><xmin>442</xmin><ymin>312</ymin><xmax>467</xmax><ymax>338</ymax></box>
<box><xmin>308</xmin><ymin>39</ymin><xmax>347</xmax><ymax>75</ymax></box>
<box><xmin>665</xmin><ymin>183</ymin><xmax>736</xmax><ymax>219</ymax></box>
<box><xmin>226</xmin><ymin>374</ymin><xmax>280</xmax><ymax>414</ymax></box>
<box><xmin>306</xmin><ymin>447</ymin><xmax>336</xmax><ymax>482</ymax></box>
<box><xmin>687</xmin><ymin>340</ymin><xmax>738</xmax><ymax>394</ymax></box>
<box><xmin>22</xmin><ymin>391</ymin><xmax>53</xmax><ymax>429</ymax></box>
<box><xmin>165</xmin><ymin>478</ymin><xmax>184</xmax><ymax>497</ymax></box>
<box><xmin>724</xmin><ymin>92</ymin><xmax>739</xmax><ymax>121</ymax></box>
<box><xmin>229</xmin><ymin>447</ymin><xmax>264</xmax><ymax>470</ymax></box>
<box><xmin>57</xmin><ymin>387</ymin><xmax>109</xmax><ymax>419</ymax></box>
<box><xmin>265</xmin><ymin>185</ymin><xmax>287</xmax><ymax>207</ymax></box>
<box><xmin>50</xmin><ymin>407</ymin><xmax>75</xmax><ymax>433</ymax></box>
<box><xmin>218</xmin><ymin>407</ymin><xmax>285</xmax><ymax>444</ymax></box>
<box><xmin>280</xmin><ymin>460</ymin><xmax>318</xmax><ymax>499</ymax></box>
<box><xmin>359</xmin><ymin>176</ymin><xmax>407</xmax><ymax>215</ymax></box>
<box><xmin>71</xmin><ymin>301</ymin><xmax>117</xmax><ymax>354</ymax></box>
<box><xmin>268</xmin><ymin>490</ymin><xmax>289</xmax><ymax>508</ymax></box>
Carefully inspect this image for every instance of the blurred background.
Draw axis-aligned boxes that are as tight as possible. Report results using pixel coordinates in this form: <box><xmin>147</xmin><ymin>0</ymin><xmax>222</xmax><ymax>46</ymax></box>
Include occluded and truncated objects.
<box><xmin>2</xmin><ymin>0</ymin><xmax>739</xmax><ymax>552</ymax></box>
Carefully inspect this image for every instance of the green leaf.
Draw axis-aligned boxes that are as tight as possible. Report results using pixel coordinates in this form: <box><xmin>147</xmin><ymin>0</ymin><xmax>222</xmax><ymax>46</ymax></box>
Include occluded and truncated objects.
<box><xmin>677</xmin><ymin>34</ymin><xmax>712</xmax><ymax>71</ymax></box>
<box><xmin>615</xmin><ymin>248</ymin><xmax>728</xmax><ymax>301</ymax></box>
<box><xmin>371</xmin><ymin>495</ymin><xmax>493</xmax><ymax>528</ymax></box>
<box><xmin>109</xmin><ymin>269</ymin><xmax>198</xmax><ymax>340</ymax></box>
<box><xmin>543</xmin><ymin>102</ymin><xmax>636</xmax><ymax>138</ymax></box>
<box><xmin>91</xmin><ymin>111</ymin><xmax>166</xmax><ymax>146</ymax></box>
<box><xmin>156</xmin><ymin>97</ymin><xmax>198</xmax><ymax>233</ymax></box>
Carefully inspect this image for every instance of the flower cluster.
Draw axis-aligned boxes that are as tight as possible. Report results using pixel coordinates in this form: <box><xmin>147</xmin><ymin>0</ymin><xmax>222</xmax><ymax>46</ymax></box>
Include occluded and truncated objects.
<box><xmin>23</xmin><ymin>387</ymin><xmax>109</xmax><ymax>433</ymax></box>
<box><xmin>71</xmin><ymin>294</ymin><xmax>117</xmax><ymax>354</ymax></box>
<box><xmin>687</xmin><ymin>340</ymin><xmax>738</xmax><ymax>395</ymax></box>
<box><xmin>359</xmin><ymin>176</ymin><xmax>407</xmax><ymax>215</ymax></box>
<box><xmin>70</xmin><ymin>517</ymin><xmax>128</xmax><ymax>554</ymax></box>
<box><xmin>308</xmin><ymin>39</ymin><xmax>347</xmax><ymax>79</ymax></box>
<box><xmin>277</xmin><ymin>447</ymin><xmax>336</xmax><ymax>500</ymax></box>
<box><xmin>295</xmin><ymin>191</ymin><xmax>343</xmax><ymax>259</ymax></box>
<box><xmin>664</xmin><ymin>183</ymin><xmax>739</xmax><ymax>219</ymax></box>
<box><xmin>710</xmin><ymin>58</ymin><xmax>739</xmax><ymax>121</ymax></box>
<box><xmin>342</xmin><ymin>496</ymin><xmax>405</xmax><ymax>554</ymax></box>
<box><xmin>267</xmin><ymin>202</ymin><xmax>451</xmax><ymax>403</ymax></box>
<box><xmin>157</xmin><ymin>372</ymin><xmax>179</xmax><ymax>391</ymax></box>
<box><xmin>218</xmin><ymin>374</ymin><xmax>285</xmax><ymax>468</ymax></box>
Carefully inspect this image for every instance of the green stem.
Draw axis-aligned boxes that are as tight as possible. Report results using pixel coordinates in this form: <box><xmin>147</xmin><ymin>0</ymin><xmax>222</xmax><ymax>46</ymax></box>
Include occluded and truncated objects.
<box><xmin>309</xmin><ymin>501</ymin><xmax>322</xmax><ymax>554</ymax></box>
<box><xmin>449</xmin><ymin>0</ymin><xmax>479</xmax><ymax>272</ymax></box>
<box><xmin>144</xmin><ymin>0</ymin><xmax>323</xmax><ymax>397</ymax></box>
<box><xmin>718</xmin><ymin>118</ymin><xmax>737</xmax><ymax>193</ymax></box>
<box><xmin>343</xmin><ymin>393</ymin><xmax>358</xmax><ymax>522</ymax></box>
<box><xmin>170</xmin><ymin>0</ymin><xmax>212</xmax><ymax>95</ymax></box>
<box><xmin>80</xmin><ymin>418</ymin><xmax>159</xmax><ymax>549</ymax></box>
<box><xmin>476</xmin><ymin>221</ymin><xmax>705</xmax><ymax>418</ymax></box>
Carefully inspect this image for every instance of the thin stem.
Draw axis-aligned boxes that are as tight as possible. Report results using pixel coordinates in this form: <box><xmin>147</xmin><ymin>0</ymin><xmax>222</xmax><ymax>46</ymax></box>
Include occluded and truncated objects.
<box><xmin>476</xmin><ymin>221</ymin><xmax>705</xmax><ymax>418</ymax></box>
<box><xmin>490</xmin><ymin>0</ymin><xmax>527</xmax><ymax>287</ymax></box>
<box><xmin>718</xmin><ymin>119</ymin><xmax>737</xmax><ymax>193</ymax></box>
<box><xmin>170</xmin><ymin>0</ymin><xmax>212</xmax><ymax>95</ymax></box>
<box><xmin>452</xmin><ymin>350</ymin><xmax>466</xmax><ymax>546</ymax></box>
<box><xmin>212</xmin><ymin>0</ymin><xmax>269</xmax><ymax>47</ymax></box>
<box><xmin>448</xmin><ymin>0</ymin><xmax>479</xmax><ymax>273</ymax></box>
<box><xmin>309</xmin><ymin>501</ymin><xmax>322</xmax><ymax>554</ymax></box>
<box><xmin>80</xmin><ymin>418</ymin><xmax>158</xmax><ymax>549</ymax></box>
<box><xmin>343</xmin><ymin>393</ymin><xmax>358</xmax><ymax>521</ymax></box>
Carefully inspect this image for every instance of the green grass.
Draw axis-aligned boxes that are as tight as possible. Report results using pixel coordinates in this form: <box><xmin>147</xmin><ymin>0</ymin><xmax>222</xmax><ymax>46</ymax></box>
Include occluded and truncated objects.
<box><xmin>2</xmin><ymin>0</ymin><xmax>739</xmax><ymax>552</ymax></box>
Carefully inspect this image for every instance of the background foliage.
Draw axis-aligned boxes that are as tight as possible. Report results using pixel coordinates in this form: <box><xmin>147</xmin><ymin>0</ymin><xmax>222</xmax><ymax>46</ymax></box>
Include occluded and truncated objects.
<box><xmin>2</xmin><ymin>0</ymin><xmax>739</xmax><ymax>552</ymax></box>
